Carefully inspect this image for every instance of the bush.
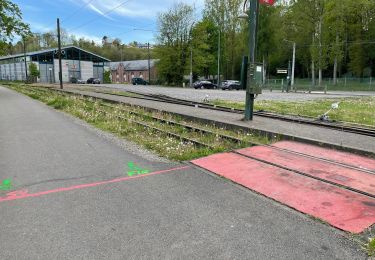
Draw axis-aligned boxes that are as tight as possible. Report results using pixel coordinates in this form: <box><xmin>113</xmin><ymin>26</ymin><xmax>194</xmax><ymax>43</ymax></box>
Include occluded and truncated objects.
<box><xmin>29</xmin><ymin>63</ymin><xmax>40</xmax><ymax>78</ymax></box>
<box><xmin>103</xmin><ymin>70</ymin><xmax>111</xmax><ymax>84</ymax></box>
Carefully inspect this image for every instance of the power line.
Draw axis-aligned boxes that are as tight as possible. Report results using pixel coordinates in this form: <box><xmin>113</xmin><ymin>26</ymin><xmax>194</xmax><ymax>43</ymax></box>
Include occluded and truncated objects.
<box><xmin>62</xmin><ymin>0</ymin><xmax>96</xmax><ymax>23</ymax></box>
<box><xmin>66</xmin><ymin>0</ymin><xmax>134</xmax><ymax>33</ymax></box>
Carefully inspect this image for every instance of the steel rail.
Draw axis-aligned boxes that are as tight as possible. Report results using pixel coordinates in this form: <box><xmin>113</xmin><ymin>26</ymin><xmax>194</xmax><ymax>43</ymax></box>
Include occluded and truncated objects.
<box><xmin>233</xmin><ymin>151</ymin><xmax>375</xmax><ymax>199</ymax></box>
<box><xmin>15</xmin><ymin>86</ymin><xmax>375</xmax><ymax>174</ymax></box>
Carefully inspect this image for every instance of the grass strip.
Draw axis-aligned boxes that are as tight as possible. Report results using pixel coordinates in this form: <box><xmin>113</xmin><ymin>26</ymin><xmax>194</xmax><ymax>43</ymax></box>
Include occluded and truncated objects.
<box><xmin>7</xmin><ymin>84</ymin><xmax>270</xmax><ymax>161</ymax></box>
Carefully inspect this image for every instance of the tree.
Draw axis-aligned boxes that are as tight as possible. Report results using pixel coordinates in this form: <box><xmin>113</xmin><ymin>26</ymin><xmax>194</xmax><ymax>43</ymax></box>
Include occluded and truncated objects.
<box><xmin>0</xmin><ymin>0</ymin><xmax>30</xmax><ymax>55</ymax></box>
<box><xmin>190</xmin><ymin>19</ymin><xmax>216</xmax><ymax>78</ymax></box>
<box><xmin>29</xmin><ymin>62</ymin><xmax>39</xmax><ymax>77</ymax></box>
<box><xmin>155</xmin><ymin>3</ymin><xmax>194</xmax><ymax>85</ymax></box>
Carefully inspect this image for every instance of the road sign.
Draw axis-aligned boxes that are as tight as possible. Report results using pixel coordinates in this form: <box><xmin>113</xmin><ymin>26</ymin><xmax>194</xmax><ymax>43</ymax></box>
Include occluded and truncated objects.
<box><xmin>260</xmin><ymin>0</ymin><xmax>276</xmax><ymax>5</ymax></box>
<box><xmin>277</xmin><ymin>69</ymin><xmax>288</xmax><ymax>74</ymax></box>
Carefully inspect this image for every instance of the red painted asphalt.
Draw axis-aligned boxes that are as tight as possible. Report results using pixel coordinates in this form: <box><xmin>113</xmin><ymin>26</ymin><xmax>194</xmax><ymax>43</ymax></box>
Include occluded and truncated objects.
<box><xmin>237</xmin><ymin>146</ymin><xmax>375</xmax><ymax>196</ymax></box>
<box><xmin>273</xmin><ymin>141</ymin><xmax>375</xmax><ymax>172</ymax></box>
<box><xmin>192</xmin><ymin>143</ymin><xmax>375</xmax><ymax>234</ymax></box>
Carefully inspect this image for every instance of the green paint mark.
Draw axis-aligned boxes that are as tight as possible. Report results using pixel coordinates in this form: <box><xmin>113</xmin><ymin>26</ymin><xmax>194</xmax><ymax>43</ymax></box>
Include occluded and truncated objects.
<box><xmin>127</xmin><ymin>162</ymin><xmax>150</xmax><ymax>177</ymax></box>
<box><xmin>0</xmin><ymin>179</ymin><xmax>13</xmax><ymax>191</ymax></box>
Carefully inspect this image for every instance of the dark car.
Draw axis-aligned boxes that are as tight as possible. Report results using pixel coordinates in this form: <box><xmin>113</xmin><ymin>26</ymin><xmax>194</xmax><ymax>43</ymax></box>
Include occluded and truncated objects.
<box><xmin>132</xmin><ymin>77</ymin><xmax>149</xmax><ymax>85</ymax></box>
<box><xmin>193</xmin><ymin>80</ymin><xmax>217</xmax><ymax>89</ymax></box>
<box><xmin>70</xmin><ymin>77</ymin><xmax>78</xmax><ymax>84</ymax></box>
<box><xmin>70</xmin><ymin>77</ymin><xmax>86</xmax><ymax>84</ymax></box>
<box><xmin>87</xmin><ymin>78</ymin><xmax>101</xmax><ymax>84</ymax></box>
<box><xmin>220</xmin><ymin>80</ymin><xmax>241</xmax><ymax>90</ymax></box>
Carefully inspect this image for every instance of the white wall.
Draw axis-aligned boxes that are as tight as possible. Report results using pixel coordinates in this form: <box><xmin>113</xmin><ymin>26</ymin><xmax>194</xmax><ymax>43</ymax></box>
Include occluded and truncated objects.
<box><xmin>80</xmin><ymin>61</ymin><xmax>93</xmax><ymax>81</ymax></box>
<box><xmin>54</xmin><ymin>59</ymin><xmax>69</xmax><ymax>82</ymax></box>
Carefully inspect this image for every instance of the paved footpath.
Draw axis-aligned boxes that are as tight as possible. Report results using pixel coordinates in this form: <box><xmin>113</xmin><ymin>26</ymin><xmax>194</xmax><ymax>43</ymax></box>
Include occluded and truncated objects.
<box><xmin>0</xmin><ymin>86</ymin><xmax>366</xmax><ymax>259</ymax></box>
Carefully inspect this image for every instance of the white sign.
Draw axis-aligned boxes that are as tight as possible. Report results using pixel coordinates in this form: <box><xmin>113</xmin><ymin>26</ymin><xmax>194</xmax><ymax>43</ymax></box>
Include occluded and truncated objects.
<box><xmin>277</xmin><ymin>69</ymin><xmax>288</xmax><ymax>74</ymax></box>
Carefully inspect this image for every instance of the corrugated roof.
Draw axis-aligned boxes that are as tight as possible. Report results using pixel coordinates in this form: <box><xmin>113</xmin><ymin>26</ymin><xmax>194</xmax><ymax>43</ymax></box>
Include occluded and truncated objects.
<box><xmin>0</xmin><ymin>46</ymin><xmax>111</xmax><ymax>62</ymax></box>
<box><xmin>110</xmin><ymin>59</ymin><xmax>159</xmax><ymax>71</ymax></box>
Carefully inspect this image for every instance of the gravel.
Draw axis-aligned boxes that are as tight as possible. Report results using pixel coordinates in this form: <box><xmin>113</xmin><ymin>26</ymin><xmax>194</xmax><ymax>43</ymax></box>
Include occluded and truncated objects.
<box><xmin>93</xmin><ymin>83</ymin><xmax>375</xmax><ymax>102</ymax></box>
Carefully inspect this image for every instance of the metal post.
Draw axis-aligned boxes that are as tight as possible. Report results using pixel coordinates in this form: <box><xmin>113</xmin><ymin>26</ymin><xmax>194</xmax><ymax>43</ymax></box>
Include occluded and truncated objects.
<box><xmin>57</xmin><ymin>18</ymin><xmax>63</xmax><ymax>89</ymax></box>
<box><xmin>291</xmin><ymin>42</ymin><xmax>296</xmax><ymax>89</ymax></box>
<box><xmin>147</xmin><ymin>42</ymin><xmax>151</xmax><ymax>83</ymax></box>
<box><xmin>240</xmin><ymin>56</ymin><xmax>248</xmax><ymax>90</ymax></box>
<box><xmin>217</xmin><ymin>29</ymin><xmax>221</xmax><ymax>87</ymax></box>
<box><xmin>190</xmin><ymin>46</ymin><xmax>193</xmax><ymax>87</ymax></box>
<box><xmin>244</xmin><ymin>0</ymin><xmax>259</xmax><ymax>121</ymax></box>
<box><xmin>23</xmin><ymin>37</ymin><xmax>28</xmax><ymax>81</ymax></box>
<box><xmin>287</xmin><ymin>60</ymin><xmax>291</xmax><ymax>93</ymax></box>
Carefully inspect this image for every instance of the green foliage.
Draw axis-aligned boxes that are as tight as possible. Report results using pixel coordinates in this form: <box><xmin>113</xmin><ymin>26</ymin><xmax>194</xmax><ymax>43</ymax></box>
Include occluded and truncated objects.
<box><xmin>29</xmin><ymin>63</ymin><xmax>39</xmax><ymax>77</ymax></box>
<box><xmin>103</xmin><ymin>70</ymin><xmax>111</xmax><ymax>84</ymax></box>
<box><xmin>0</xmin><ymin>0</ymin><xmax>30</xmax><ymax>55</ymax></box>
<box><xmin>155</xmin><ymin>3</ymin><xmax>194</xmax><ymax>85</ymax></box>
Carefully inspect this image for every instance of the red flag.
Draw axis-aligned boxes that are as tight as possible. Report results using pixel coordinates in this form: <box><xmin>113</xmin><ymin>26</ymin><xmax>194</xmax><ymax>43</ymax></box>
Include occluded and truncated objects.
<box><xmin>260</xmin><ymin>0</ymin><xmax>276</xmax><ymax>5</ymax></box>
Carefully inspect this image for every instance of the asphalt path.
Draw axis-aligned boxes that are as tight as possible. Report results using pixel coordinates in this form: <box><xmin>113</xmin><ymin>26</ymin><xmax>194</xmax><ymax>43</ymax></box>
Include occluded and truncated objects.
<box><xmin>0</xmin><ymin>86</ymin><xmax>365</xmax><ymax>259</ymax></box>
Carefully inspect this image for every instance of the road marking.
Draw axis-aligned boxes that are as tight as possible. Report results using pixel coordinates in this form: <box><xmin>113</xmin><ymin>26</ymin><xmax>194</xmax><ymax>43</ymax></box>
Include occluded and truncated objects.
<box><xmin>127</xmin><ymin>162</ymin><xmax>149</xmax><ymax>176</ymax></box>
<box><xmin>0</xmin><ymin>166</ymin><xmax>190</xmax><ymax>203</ymax></box>
<box><xmin>0</xmin><ymin>179</ymin><xmax>12</xmax><ymax>191</ymax></box>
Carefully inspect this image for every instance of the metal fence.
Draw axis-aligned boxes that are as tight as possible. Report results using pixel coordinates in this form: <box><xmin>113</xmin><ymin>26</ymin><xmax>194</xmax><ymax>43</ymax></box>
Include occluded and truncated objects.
<box><xmin>264</xmin><ymin>77</ymin><xmax>375</xmax><ymax>92</ymax></box>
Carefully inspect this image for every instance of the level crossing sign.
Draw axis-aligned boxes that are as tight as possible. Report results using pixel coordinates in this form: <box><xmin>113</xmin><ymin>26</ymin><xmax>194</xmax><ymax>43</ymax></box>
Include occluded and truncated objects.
<box><xmin>260</xmin><ymin>0</ymin><xmax>276</xmax><ymax>5</ymax></box>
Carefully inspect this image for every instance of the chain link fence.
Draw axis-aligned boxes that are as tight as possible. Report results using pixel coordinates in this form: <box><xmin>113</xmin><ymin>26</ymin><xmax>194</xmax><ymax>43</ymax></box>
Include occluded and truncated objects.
<box><xmin>264</xmin><ymin>77</ymin><xmax>375</xmax><ymax>92</ymax></box>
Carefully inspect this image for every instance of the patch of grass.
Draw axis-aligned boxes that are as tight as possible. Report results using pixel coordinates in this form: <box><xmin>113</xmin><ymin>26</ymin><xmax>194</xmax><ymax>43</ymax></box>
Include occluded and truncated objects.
<box><xmin>367</xmin><ymin>238</ymin><xmax>375</xmax><ymax>256</ymax></box>
<box><xmin>7</xmin><ymin>84</ymin><xmax>271</xmax><ymax>161</ymax></box>
<box><xmin>211</xmin><ymin>97</ymin><xmax>375</xmax><ymax>126</ymax></box>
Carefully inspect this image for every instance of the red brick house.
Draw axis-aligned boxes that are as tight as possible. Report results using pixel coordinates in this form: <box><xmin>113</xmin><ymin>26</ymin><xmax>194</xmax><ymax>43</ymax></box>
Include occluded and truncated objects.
<box><xmin>110</xmin><ymin>59</ymin><xmax>158</xmax><ymax>83</ymax></box>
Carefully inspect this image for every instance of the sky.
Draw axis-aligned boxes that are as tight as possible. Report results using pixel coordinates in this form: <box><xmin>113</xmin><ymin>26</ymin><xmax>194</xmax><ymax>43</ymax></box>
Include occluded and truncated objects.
<box><xmin>13</xmin><ymin>0</ymin><xmax>205</xmax><ymax>45</ymax></box>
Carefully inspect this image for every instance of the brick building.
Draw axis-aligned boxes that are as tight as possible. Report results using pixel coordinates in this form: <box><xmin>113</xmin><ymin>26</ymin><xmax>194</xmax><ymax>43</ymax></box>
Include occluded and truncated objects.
<box><xmin>110</xmin><ymin>59</ymin><xmax>158</xmax><ymax>83</ymax></box>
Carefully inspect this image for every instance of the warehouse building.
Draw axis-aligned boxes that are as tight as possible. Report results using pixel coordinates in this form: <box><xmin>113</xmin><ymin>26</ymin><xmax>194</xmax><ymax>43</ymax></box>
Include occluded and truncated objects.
<box><xmin>0</xmin><ymin>46</ymin><xmax>110</xmax><ymax>83</ymax></box>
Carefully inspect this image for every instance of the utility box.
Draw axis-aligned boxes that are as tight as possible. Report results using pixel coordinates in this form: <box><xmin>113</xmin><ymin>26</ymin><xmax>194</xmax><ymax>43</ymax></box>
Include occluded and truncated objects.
<box><xmin>246</xmin><ymin>62</ymin><xmax>263</xmax><ymax>94</ymax></box>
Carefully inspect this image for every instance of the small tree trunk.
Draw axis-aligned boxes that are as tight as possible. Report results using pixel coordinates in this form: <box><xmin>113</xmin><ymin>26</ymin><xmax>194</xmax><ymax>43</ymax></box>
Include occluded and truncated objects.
<box><xmin>263</xmin><ymin>56</ymin><xmax>266</xmax><ymax>84</ymax></box>
<box><xmin>318</xmin><ymin>17</ymin><xmax>323</xmax><ymax>87</ymax></box>
<box><xmin>333</xmin><ymin>34</ymin><xmax>339</xmax><ymax>85</ymax></box>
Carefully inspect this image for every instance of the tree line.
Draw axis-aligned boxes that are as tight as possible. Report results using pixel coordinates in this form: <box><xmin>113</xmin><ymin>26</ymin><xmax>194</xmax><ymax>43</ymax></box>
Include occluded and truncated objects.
<box><xmin>4</xmin><ymin>32</ymin><xmax>153</xmax><ymax>62</ymax></box>
<box><xmin>155</xmin><ymin>0</ymin><xmax>375</xmax><ymax>86</ymax></box>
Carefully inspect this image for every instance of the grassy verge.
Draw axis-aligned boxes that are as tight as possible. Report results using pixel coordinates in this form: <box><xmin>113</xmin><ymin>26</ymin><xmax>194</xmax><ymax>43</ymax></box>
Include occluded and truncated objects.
<box><xmin>7</xmin><ymin>84</ymin><xmax>270</xmax><ymax>161</ymax></box>
<box><xmin>211</xmin><ymin>97</ymin><xmax>375</xmax><ymax>127</ymax></box>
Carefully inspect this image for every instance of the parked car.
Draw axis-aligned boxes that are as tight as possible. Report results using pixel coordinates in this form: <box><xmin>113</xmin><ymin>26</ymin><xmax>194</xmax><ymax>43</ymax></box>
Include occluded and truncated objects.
<box><xmin>70</xmin><ymin>77</ymin><xmax>86</xmax><ymax>84</ymax></box>
<box><xmin>220</xmin><ymin>80</ymin><xmax>241</xmax><ymax>90</ymax></box>
<box><xmin>87</xmin><ymin>78</ymin><xmax>101</xmax><ymax>84</ymax></box>
<box><xmin>70</xmin><ymin>77</ymin><xmax>78</xmax><ymax>84</ymax></box>
<box><xmin>132</xmin><ymin>77</ymin><xmax>149</xmax><ymax>85</ymax></box>
<box><xmin>193</xmin><ymin>80</ymin><xmax>217</xmax><ymax>89</ymax></box>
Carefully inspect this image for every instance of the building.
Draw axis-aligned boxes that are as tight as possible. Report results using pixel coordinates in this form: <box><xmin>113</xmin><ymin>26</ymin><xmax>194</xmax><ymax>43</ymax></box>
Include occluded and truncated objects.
<box><xmin>110</xmin><ymin>59</ymin><xmax>158</xmax><ymax>83</ymax></box>
<box><xmin>0</xmin><ymin>46</ymin><xmax>110</xmax><ymax>83</ymax></box>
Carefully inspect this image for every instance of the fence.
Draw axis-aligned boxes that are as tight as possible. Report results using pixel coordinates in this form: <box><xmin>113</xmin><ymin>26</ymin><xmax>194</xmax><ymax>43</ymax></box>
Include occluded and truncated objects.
<box><xmin>264</xmin><ymin>77</ymin><xmax>375</xmax><ymax>92</ymax></box>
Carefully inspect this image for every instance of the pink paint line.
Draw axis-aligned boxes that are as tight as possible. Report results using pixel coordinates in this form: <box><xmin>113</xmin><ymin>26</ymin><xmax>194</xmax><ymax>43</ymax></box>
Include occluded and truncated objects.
<box><xmin>0</xmin><ymin>166</ymin><xmax>190</xmax><ymax>203</ymax></box>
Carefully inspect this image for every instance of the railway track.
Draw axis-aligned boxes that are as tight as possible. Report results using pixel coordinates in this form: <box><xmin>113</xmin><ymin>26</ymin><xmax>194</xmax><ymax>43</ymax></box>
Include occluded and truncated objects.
<box><xmin>14</xmin><ymin>86</ymin><xmax>375</xmax><ymax>173</ymax></box>
<box><xmin>75</xmin><ymin>88</ymin><xmax>375</xmax><ymax>138</ymax></box>
<box><xmin>17</xmin><ymin>86</ymin><xmax>250</xmax><ymax>150</ymax></box>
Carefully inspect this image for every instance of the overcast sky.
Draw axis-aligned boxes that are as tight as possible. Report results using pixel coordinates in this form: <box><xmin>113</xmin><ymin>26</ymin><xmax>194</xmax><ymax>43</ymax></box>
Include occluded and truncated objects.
<box><xmin>13</xmin><ymin>0</ymin><xmax>205</xmax><ymax>44</ymax></box>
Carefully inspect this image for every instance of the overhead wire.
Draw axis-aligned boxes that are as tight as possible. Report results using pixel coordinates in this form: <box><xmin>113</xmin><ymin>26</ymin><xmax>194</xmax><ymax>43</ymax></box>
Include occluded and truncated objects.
<box><xmin>66</xmin><ymin>0</ymin><xmax>134</xmax><ymax>33</ymax></box>
<box><xmin>62</xmin><ymin>0</ymin><xmax>96</xmax><ymax>23</ymax></box>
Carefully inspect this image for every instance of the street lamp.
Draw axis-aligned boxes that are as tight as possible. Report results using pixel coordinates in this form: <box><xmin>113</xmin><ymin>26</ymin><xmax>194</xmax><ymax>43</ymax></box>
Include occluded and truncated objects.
<box><xmin>189</xmin><ymin>22</ymin><xmax>195</xmax><ymax>88</ymax></box>
<box><xmin>283</xmin><ymin>39</ymin><xmax>296</xmax><ymax>90</ymax></box>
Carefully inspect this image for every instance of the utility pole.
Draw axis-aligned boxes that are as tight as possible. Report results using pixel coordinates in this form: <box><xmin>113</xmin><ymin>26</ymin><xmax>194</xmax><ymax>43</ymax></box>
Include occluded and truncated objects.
<box><xmin>147</xmin><ymin>42</ymin><xmax>151</xmax><ymax>83</ymax></box>
<box><xmin>57</xmin><ymin>18</ymin><xmax>63</xmax><ymax>89</ymax></box>
<box><xmin>291</xmin><ymin>42</ymin><xmax>296</xmax><ymax>89</ymax></box>
<box><xmin>23</xmin><ymin>37</ymin><xmax>28</xmax><ymax>81</ymax></box>
<box><xmin>217</xmin><ymin>29</ymin><xmax>221</xmax><ymax>87</ymax></box>
<box><xmin>190</xmin><ymin>46</ymin><xmax>193</xmax><ymax>87</ymax></box>
<box><xmin>244</xmin><ymin>0</ymin><xmax>260</xmax><ymax>121</ymax></box>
